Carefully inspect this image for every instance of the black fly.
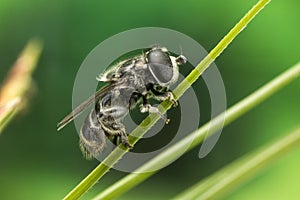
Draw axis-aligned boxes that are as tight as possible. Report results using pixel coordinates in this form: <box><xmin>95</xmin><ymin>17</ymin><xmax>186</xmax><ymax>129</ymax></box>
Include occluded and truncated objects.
<box><xmin>57</xmin><ymin>47</ymin><xmax>187</xmax><ymax>159</ymax></box>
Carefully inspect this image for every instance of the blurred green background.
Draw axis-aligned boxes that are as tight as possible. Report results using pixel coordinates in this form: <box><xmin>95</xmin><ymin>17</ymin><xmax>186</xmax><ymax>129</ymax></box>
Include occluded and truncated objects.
<box><xmin>0</xmin><ymin>0</ymin><xmax>300</xmax><ymax>199</ymax></box>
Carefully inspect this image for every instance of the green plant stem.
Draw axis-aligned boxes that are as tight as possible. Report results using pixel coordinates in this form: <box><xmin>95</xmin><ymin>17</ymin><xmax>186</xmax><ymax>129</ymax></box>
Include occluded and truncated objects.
<box><xmin>63</xmin><ymin>0</ymin><xmax>271</xmax><ymax>199</ymax></box>
<box><xmin>92</xmin><ymin>61</ymin><xmax>300</xmax><ymax>200</ymax></box>
<box><xmin>172</xmin><ymin>127</ymin><xmax>300</xmax><ymax>200</ymax></box>
<box><xmin>174</xmin><ymin>0</ymin><xmax>271</xmax><ymax>97</ymax></box>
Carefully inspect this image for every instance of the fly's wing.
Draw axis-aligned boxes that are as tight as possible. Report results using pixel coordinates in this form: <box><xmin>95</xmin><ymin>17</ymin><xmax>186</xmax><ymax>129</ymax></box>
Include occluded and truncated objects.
<box><xmin>57</xmin><ymin>84</ymin><xmax>116</xmax><ymax>131</ymax></box>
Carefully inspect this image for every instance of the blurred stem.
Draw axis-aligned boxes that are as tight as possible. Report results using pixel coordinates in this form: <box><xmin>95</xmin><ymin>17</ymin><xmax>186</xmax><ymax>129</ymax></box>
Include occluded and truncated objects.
<box><xmin>0</xmin><ymin>98</ymin><xmax>21</xmax><ymax>133</ymax></box>
<box><xmin>172</xmin><ymin>127</ymin><xmax>300</xmax><ymax>200</ymax></box>
<box><xmin>63</xmin><ymin>0</ymin><xmax>271</xmax><ymax>199</ymax></box>
<box><xmin>93</xmin><ymin>62</ymin><xmax>300</xmax><ymax>200</ymax></box>
<box><xmin>0</xmin><ymin>39</ymin><xmax>42</xmax><ymax>133</ymax></box>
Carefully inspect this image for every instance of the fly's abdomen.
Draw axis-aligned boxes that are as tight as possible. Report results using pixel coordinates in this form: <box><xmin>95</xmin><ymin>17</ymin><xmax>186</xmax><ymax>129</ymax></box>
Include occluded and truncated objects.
<box><xmin>79</xmin><ymin>109</ymin><xmax>107</xmax><ymax>159</ymax></box>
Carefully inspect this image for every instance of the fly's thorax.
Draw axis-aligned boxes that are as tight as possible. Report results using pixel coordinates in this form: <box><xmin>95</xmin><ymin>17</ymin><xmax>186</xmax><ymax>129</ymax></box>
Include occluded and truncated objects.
<box><xmin>96</xmin><ymin>56</ymin><xmax>138</xmax><ymax>82</ymax></box>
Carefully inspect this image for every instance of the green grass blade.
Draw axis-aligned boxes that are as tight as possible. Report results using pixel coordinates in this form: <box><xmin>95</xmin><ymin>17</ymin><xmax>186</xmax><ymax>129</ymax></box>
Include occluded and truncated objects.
<box><xmin>92</xmin><ymin>61</ymin><xmax>300</xmax><ymax>200</ymax></box>
<box><xmin>63</xmin><ymin>0</ymin><xmax>271</xmax><ymax>199</ymax></box>
<box><xmin>172</xmin><ymin>127</ymin><xmax>300</xmax><ymax>200</ymax></box>
<box><xmin>174</xmin><ymin>0</ymin><xmax>271</xmax><ymax>97</ymax></box>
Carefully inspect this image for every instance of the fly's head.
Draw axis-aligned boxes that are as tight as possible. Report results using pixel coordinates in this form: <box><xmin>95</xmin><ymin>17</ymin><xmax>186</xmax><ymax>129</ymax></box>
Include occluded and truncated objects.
<box><xmin>145</xmin><ymin>47</ymin><xmax>187</xmax><ymax>87</ymax></box>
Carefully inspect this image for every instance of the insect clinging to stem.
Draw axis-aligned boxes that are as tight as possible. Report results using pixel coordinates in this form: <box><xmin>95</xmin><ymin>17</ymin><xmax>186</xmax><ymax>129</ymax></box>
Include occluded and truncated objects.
<box><xmin>57</xmin><ymin>46</ymin><xmax>187</xmax><ymax>159</ymax></box>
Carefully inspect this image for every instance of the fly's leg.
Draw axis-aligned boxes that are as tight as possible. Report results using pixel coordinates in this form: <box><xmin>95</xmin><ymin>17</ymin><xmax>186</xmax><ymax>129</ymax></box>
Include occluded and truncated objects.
<box><xmin>162</xmin><ymin>91</ymin><xmax>178</xmax><ymax>107</ymax></box>
<box><xmin>140</xmin><ymin>97</ymin><xmax>170</xmax><ymax>124</ymax></box>
<box><xmin>99</xmin><ymin>117</ymin><xmax>133</xmax><ymax>148</ymax></box>
<box><xmin>112</xmin><ymin>122</ymin><xmax>133</xmax><ymax>148</ymax></box>
<box><xmin>150</xmin><ymin>85</ymin><xmax>178</xmax><ymax>107</ymax></box>
<box><xmin>97</xmin><ymin>96</ymin><xmax>133</xmax><ymax>148</ymax></box>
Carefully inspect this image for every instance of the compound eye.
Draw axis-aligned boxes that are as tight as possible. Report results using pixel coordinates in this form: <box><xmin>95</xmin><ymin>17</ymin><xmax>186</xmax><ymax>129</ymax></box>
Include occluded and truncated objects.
<box><xmin>147</xmin><ymin>50</ymin><xmax>172</xmax><ymax>67</ymax></box>
<box><xmin>147</xmin><ymin>49</ymin><xmax>173</xmax><ymax>83</ymax></box>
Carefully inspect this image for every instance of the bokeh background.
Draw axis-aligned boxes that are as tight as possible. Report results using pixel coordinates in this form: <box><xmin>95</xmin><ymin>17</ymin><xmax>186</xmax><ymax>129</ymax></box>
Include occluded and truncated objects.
<box><xmin>1</xmin><ymin>0</ymin><xmax>300</xmax><ymax>199</ymax></box>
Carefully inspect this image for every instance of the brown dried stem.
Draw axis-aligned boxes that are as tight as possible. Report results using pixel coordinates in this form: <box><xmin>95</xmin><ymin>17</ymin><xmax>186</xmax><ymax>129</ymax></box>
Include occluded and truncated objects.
<box><xmin>0</xmin><ymin>39</ymin><xmax>42</xmax><ymax>133</ymax></box>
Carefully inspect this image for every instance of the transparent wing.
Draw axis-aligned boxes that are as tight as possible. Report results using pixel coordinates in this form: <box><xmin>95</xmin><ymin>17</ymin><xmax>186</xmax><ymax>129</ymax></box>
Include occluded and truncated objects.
<box><xmin>57</xmin><ymin>84</ymin><xmax>115</xmax><ymax>131</ymax></box>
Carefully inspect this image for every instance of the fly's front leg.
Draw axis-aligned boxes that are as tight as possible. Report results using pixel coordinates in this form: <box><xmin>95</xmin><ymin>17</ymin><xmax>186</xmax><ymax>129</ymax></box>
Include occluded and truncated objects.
<box><xmin>164</xmin><ymin>91</ymin><xmax>178</xmax><ymax>107</ymax></box>
<box><xmin>150</xmin><ymin>86</ymin><xmax>178</xmax><ymax>107</ymax></box>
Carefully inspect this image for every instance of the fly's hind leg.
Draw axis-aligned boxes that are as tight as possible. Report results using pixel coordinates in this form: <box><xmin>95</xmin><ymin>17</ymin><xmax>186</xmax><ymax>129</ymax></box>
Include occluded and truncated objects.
<box><xmin>100</xmin><ymin>117</ymin><xmax>132</xmax><ymax>148</ymax></box>
<box><xmin>97</xmin><ymin>103</ymin><xmax>133</xmax><ymax>148</ymax></box>
<box><xmin>112</xmin><ymin>122</ymin><xmax>133</xmax><ymax>148</ymax></box>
